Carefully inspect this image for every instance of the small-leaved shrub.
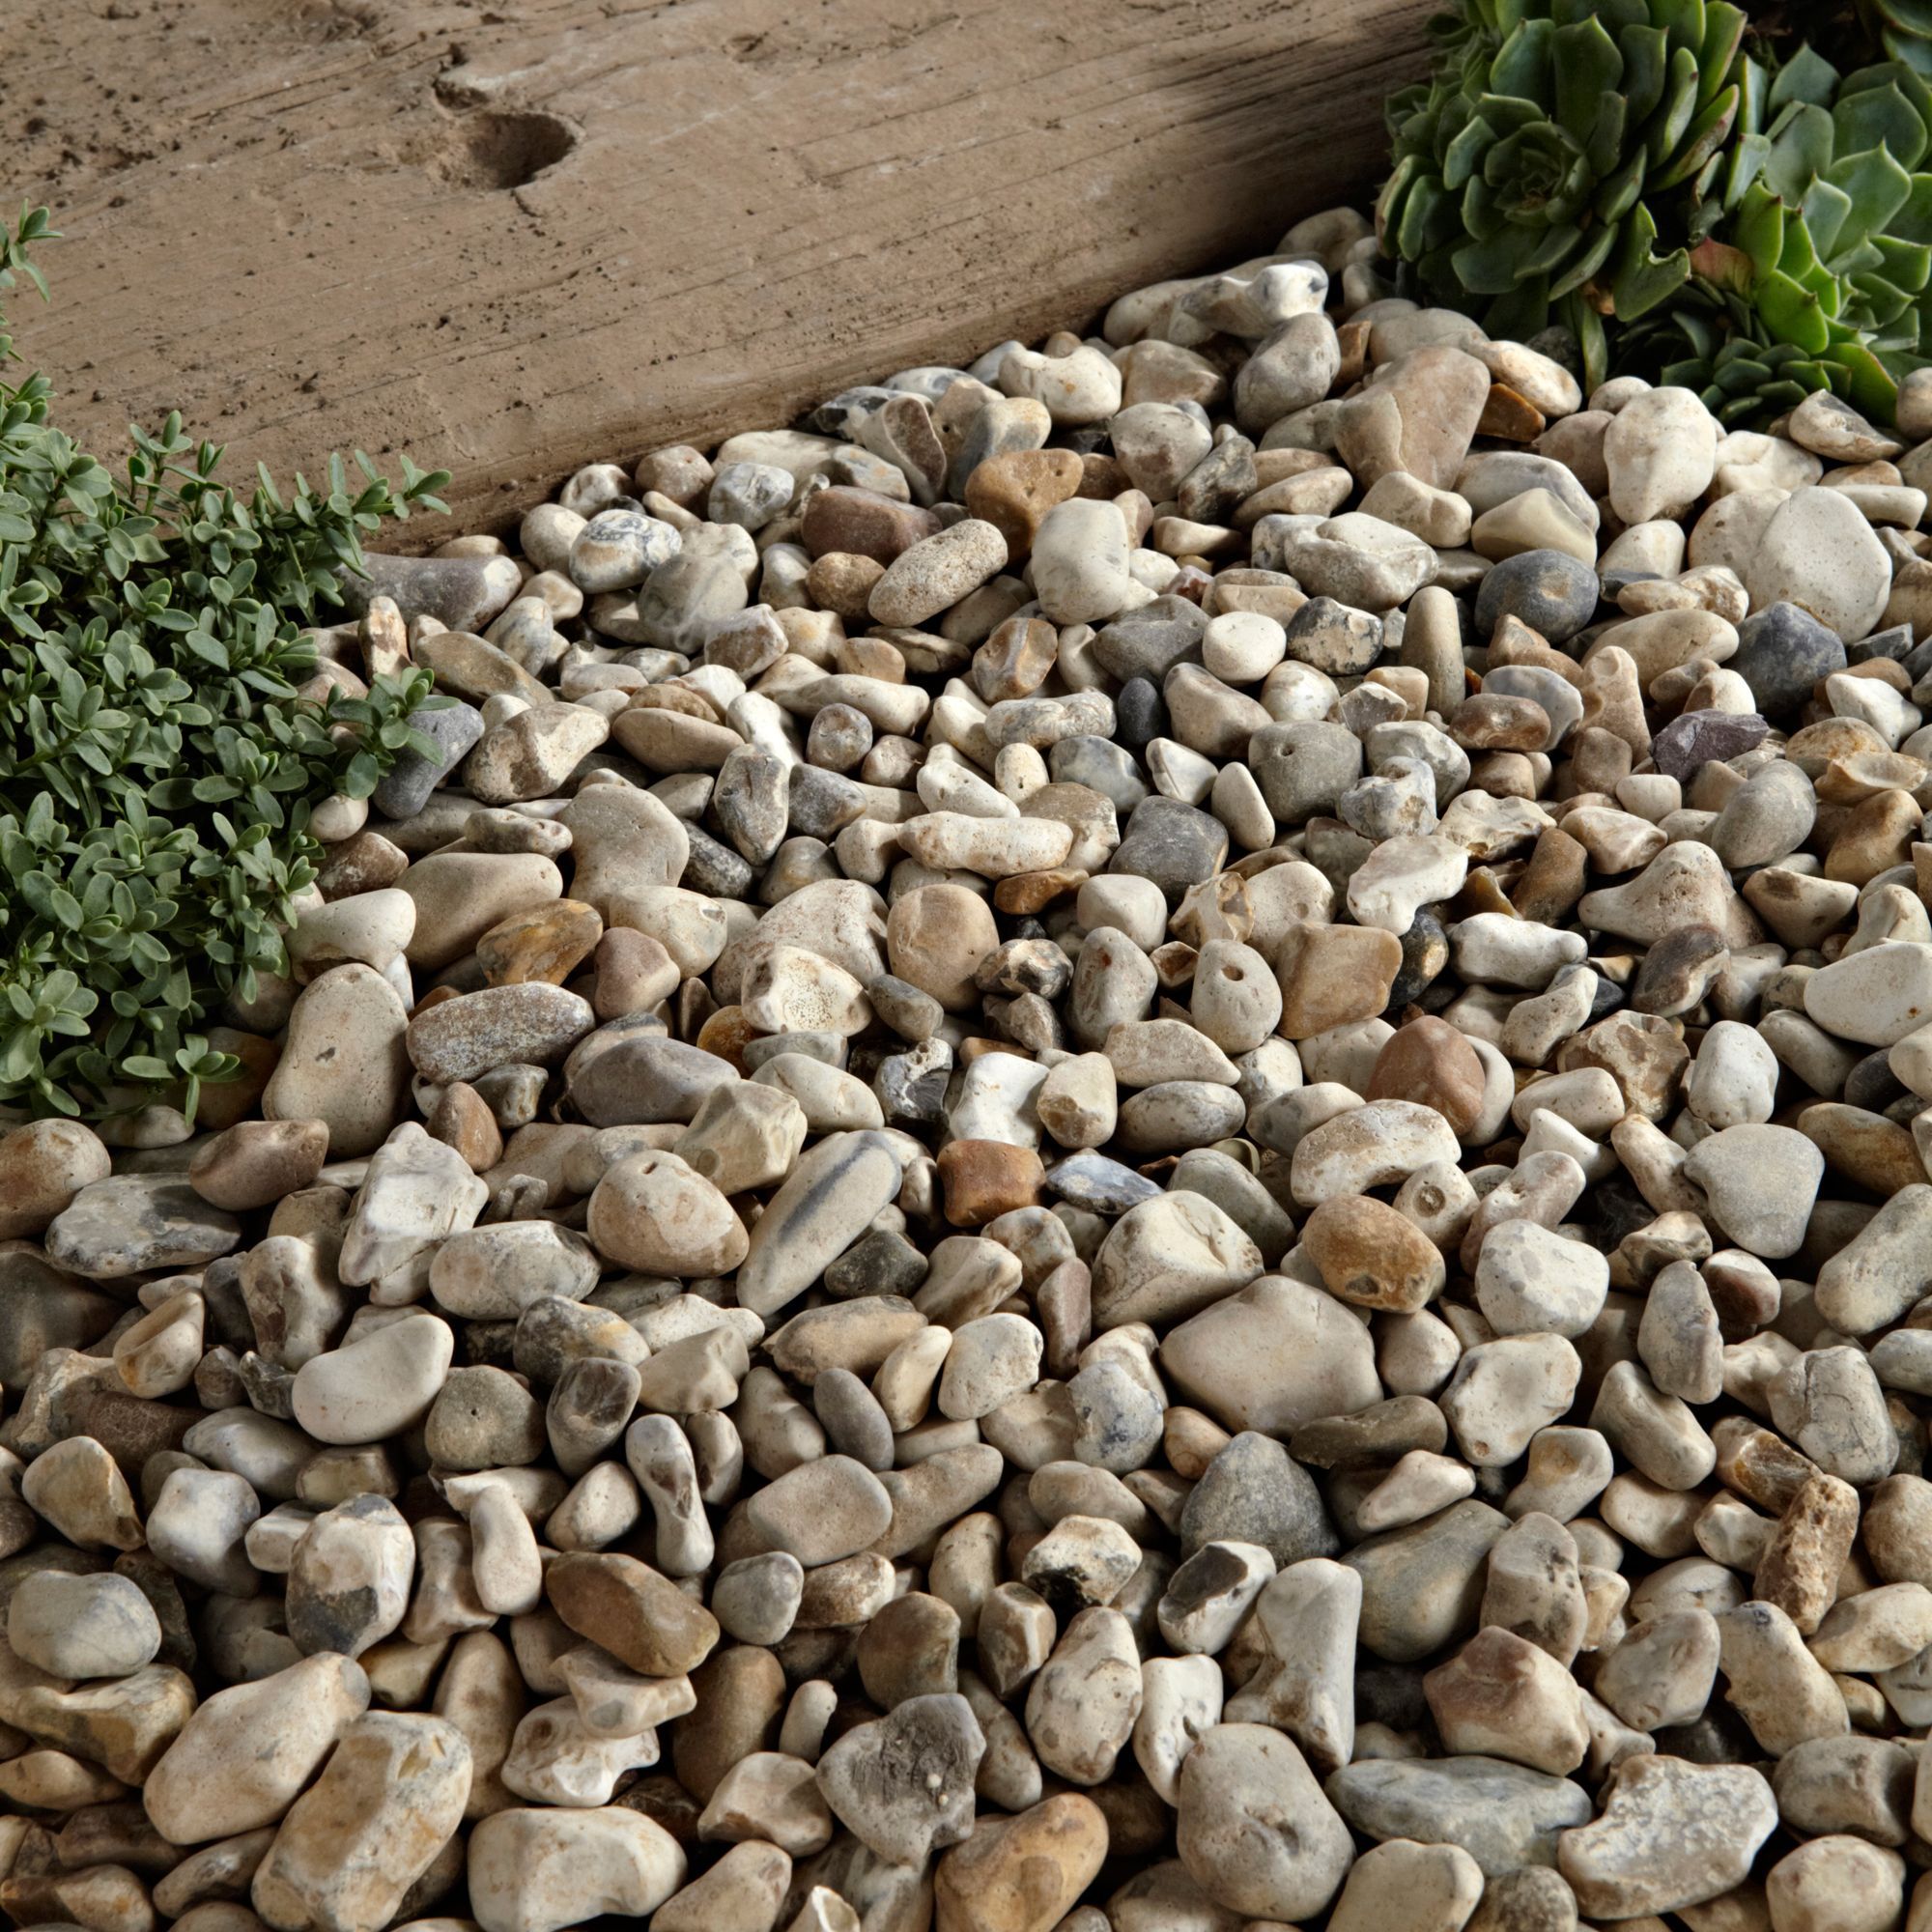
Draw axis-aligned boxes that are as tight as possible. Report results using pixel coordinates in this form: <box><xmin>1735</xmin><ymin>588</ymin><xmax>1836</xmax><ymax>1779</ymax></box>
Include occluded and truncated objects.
<box><xmin>0</xmin><ymin>207</ymin><xmax>451</xmax><ymax>1122</ymax></box>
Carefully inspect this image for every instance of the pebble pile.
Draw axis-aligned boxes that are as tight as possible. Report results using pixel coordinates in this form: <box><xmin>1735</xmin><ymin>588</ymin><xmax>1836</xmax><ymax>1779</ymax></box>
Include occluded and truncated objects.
<box><xmin>17</xmin><ymin>202</ymin><xmax>1932</xmax><ymax>1932</ymax></box>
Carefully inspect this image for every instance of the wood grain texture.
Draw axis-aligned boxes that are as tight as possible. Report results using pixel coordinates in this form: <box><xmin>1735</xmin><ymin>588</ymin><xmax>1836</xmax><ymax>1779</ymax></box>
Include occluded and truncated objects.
<box><xmin>9</xmin><ymin>0</ymin><xmax>1433</xmax><ymax>533</ymax></box>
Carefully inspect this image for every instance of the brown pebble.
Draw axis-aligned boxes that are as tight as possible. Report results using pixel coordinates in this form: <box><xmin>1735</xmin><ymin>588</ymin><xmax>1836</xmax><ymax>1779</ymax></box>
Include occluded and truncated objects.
<box><xmin>994</xmin><ymin>867</ymin><xmax>1089</xmax><ymax>916</ymax></box>
<box><xmin>802</xmin><ymin>485</ymin><xmax>941</xmax><ymax>563</ymax></box>
<box><xmin>1450</xmin><ymin>693</ymin><xmax>1551</xmax><ymax>752</ymax></box>
<box><xmin>315</xmin><ymin>830</ymin><xmax>410</xmax><ymax>901</ymax></box>
<box><xmin>933</xmin><ymin>1793</ymin><xmax>1109</xmax><ymax>1932</ymax></box>
<box><xmin>193</xmin><ymin>1031</ymin><xmax>284</xmax><ymax>1132</ymax></box>
<box><xmin>546</xmin><ymin>1551</ymin><xmax>721</xmax><ymax>1677</ymax></box>
<box><xmin>964</xmin><ymin>449</ymin><xmax>1086</xmax><ymax>556</ymax></box>
<box><xmin>1366</xmin><ymin>1015</ymin><xmax>1486</xmax><ymax>1138</ymax></box>
<box><xmin>889</xmin><ymin>884</ymin><xmax>1001</xmax><ymax>1011</ymax></box>
<box><xmin>937</xmin><ymin>1140</ymin><xmax>1045</xmax><ymax>1227</ymax></box>
<box><xmin>1301</xmin><ymin>1194</ymin><xmax>1446</xmax><ymax>1313</ymax></box>
<box><xmin>807</xmin><ymin>553</ymin><xmax>887</xmax><ymax>621</ymax></box>
<box><xmin>1715</xmin><ymin>1419</ymin><xmax>1822</xmax><ymax>1514</ymax></box>
<box><xmin>695</xmin><ymin>1006</ymin><xmax>758</xmax><ymax>1074</ymax></box>
<box><xmin>673</xmin><ymin>1646</ymin><xmax>786</xmax><ymax>1804</ymax></box>
<box><xmin>592</xmin><ymin>928</ymin><xmax>681</xmax><ymax>1021</ymax></box>
<box><xmin>188</xmin><ymin>1119</ymin><xmax>330</xmax><ymax>1212</ymax></box>
<box><xmin>1512</xmin><ymin>827</ymin><xmax>1589</xmax><ymax>924</ymax></box>
<box><xmin>972</xmin><ymin>616</ymin><xmax>1059</xmax><ymax>703</ymax></box>
<box><xmin>1824</xmin><ymin>789</ymin><xmax>1919</xmax><ymax>884</ymax></box>
<box><xmin>1477</xmin><ymin>383</ymin><xmax>1546</xmax><ymax>441</ymax></box>
<box><xmin>1797</xmin><ymin>1102</ymin><xmax>1925</xmax><ymax>1198</ymax></box>
<box><xmin>1755</xmin><ymin>1470</ymin><xmax>1861</xmax><ymax>1634</ymax></box>
<box><xmin>1275</xmin><ymin>923</ymin><xmax>1403</xmax><ymax>1039</ymax></box>
<box><xmin>476</xmin><ymin>899</ymin><xmax>604</xmax><ymax>986</ymax></box>
<box><xmin>426</xmin><ymin>1082</ymin><xmax>503</xmax><ymax>1173</ymax></box>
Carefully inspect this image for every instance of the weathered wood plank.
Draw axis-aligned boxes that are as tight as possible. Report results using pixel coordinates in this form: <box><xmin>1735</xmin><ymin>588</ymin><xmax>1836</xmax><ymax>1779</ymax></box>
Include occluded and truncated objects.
<box><xmin>8</xmin><ymin>0</ymin><xmax>1432</xmax><ymax>533</ymax></box>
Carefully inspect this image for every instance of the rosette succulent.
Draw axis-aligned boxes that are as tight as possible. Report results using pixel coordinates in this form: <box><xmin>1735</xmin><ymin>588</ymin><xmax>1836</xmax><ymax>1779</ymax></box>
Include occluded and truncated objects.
<box><xmin>1381</xmin><ymin>1</ymin><xmax>1932</xmax><ymax>425</ymax></box>
<box><xmin>1379</xmin><ymin>0</ymin><xmax>1753</xmax><ymax>347</ymax></box>
<box><xmin>1616</xmin><ymin>48</ymin><xmax>1932</xmax><ymax>420</ymax></box>
<box><xmin>1859</xmin><ymin>0</ymin><xmax>1932</xmax><ymax>77</ymax></box>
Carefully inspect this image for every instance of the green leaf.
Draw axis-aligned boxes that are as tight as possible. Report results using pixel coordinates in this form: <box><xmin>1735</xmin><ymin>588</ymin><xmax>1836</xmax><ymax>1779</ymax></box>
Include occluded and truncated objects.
<box><xmin>1551</xmin><ymin>16</ymin><xmax>1622</xmax><ymax>139</ymax></box>
<box><xmin>1764</xmin><ymin>102</ymin><xmax>1836</xmax><ymax>204</ymax></box>
<box><xmin>1620</xmin><ymin>23</ymin><xmax>1668</xmax><ymax>128</ymax></box>
<box><xmin>1653</xmin><ymin>83</ymin><xmax>1739</xmax><ymax>189</ymax></box>
<box><xmin>1830</xmin><ymin>144</ymin><xmax>1915</xmax><ymax>254</ymax></box>
<box><xmin>1652</xmin><ymin>0</ymin><xmax>1704</xmax><ymax>58</ymax></box>
<box><xmin>1835</xmin><ymin>80</ymin><xmax>1931</xmax><ymax>172</ymax></box>
<box><xmin>1772</xmin><ymin>45</ymin><xmax>1842</xmax><ymax>112</ymax></box>
<box><xmin>1610</xmin><ymin>204</ymin><xmax>1692</xmax><ymax>318</ymax></box>
<box><xmin>1488</xmin><ymin>18</ymin><xmax>1550</xmax><ymax>102</ymax></box>
<box><xmin>1697</xmin><ymin>3</ymin><xmax>1746</xmax><ymax>106</ymax></box>
<box><xmin>1549</xmin><ymin>217</ymin><xmax>1621</xmax><ymax>297</ymax></box>
<box><xmin>0</xmin><ymin>219</ymin><xmax>450</xmax><ymax>1119</ymax></box>
<box><xmin>1594</xmin><ymin>150</ymin><xmax>1648</xmax><ymax>225</ymax></box>
<box><xmin>1803</xmin><ymin>177</ymin><xmax>1858</xmax><ymax>262</ymax></box>
<box><xmin>1758</xmin><ymin>267</ymin><xmax>1833</xmax><ymax>352</ymax></box>
<box><xmin>1645</xmin><ymin>46</ymin><xmax>1702</xmax><ymax>166</ymax></box>
<box><xmin>1442</xmin><ymin>116</ymin><xmax>1495</xmax><ymax>192</ymax></box>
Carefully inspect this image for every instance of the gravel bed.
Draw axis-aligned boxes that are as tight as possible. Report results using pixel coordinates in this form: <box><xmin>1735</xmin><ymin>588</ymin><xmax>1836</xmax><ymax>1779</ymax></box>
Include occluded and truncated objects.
<box><xmin>10</xmin><ymin>199</ymin><xmax>1932</xmax><ymax>1932</ymax></box>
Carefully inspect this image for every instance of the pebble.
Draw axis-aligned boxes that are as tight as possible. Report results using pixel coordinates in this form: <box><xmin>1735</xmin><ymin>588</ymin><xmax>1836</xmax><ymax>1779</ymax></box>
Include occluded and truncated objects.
<box><xmin>7</xmin><ymin>1570</ymin><xmax>162</xmax><ymax>1678</ymax></box>
<box><xmin>250</xmin><ymin>1711</ymin><xmax>472</xmax><ymax>1932</ymax></box>
<box><xmin>1558</xmin><ymin>1753</ymin><xmax>1778</xmax><ymax>1918</ymax></box>
<box><xmin>0</xmin><ymin>1118</ymin><xmax>113</xmax><ymax>1236</ymax></box>
<box><xmin>467</xmin><ymin>1807</ymin><xmax>686</xmax><ymax>1932</ymax></box>
<box><xmin>1746</xmin><ymin>487</ymin><xmax>1892</xmax><ymax>642</ymax></box>
<box><xmin>1032</xmin><ymin>499</ymin><xmax>1134</xmax><ymax>625</ymax></box>
<box><xmin>1605</xmin><ymin>386</ymin><xmax>1719</xmax><ymax>523</ymax></box>
<box><xmin>1177</xmin><ymin>1723</ymin><xmax>1353</xmax><ymax>1919</ymax></box>
<box><xmin>1326</xmin><ymin>1753</ymin><xmax>1592</xmax><ymax>1875</ymax></box>
<box><xmin>932</xmin><ymin>1794</ymin><xmax>1107</xmax><ymax>1932</ymax></box>
<box><xmin>262</xmin><ymin>964</ymin><xmax>411</xmax><ymax>1156</ymax></box>
<box><xmin>291</xmin><ymin>1312</ymin><xmax>455</xmax><ymax>1445</ymax></box>
<box><xmin>44</xmin><ymin>1174</ymin><xmax>241</xmax><ymax>1278</ymax></box>
<box><xmin>145</xmin><ymin>1652</ymin><xmax>373</xmax><ymax>1842</ymax></box>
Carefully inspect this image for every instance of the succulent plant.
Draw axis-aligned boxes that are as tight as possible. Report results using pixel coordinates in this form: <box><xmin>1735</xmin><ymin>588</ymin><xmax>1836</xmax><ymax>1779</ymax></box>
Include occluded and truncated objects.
<box><xmin>1615</xmin><ymin>282</ymin><xmax>1863</xmax><ymax>422</ymax></box>
<box><xmin>1707</xmin><ymin>49</ymin><xmax>1932</xmax><ymax>417</ymax></box>
<box><xmin>1381</xmin><ymin>3</ymin><xmax>1932</xmax><ymax>425</ymax></box>
<box><xmin>1379</xmin><ymin>0</ymin><xmax>1754</xmax><ymax>346</ymax></box>
<box><xmin>1858</xmin><ymin>0</ymin><xmax>1932</xmax><ymax>77</ymax></box>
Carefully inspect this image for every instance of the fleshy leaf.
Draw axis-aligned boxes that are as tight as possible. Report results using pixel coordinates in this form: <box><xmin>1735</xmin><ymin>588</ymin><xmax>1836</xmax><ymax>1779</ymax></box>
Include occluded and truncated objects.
<box><xmin>1757</xmin><ymin>267</ymin><xmax>1833</xmax><ymax>351</ymax></box>
<box><xmin>1491</xmin><ymin>17</ymin><xmax>1555</xmax><ymax>99</ymax></box>
<box><xmin>1553</xmin><ymin>16</ymin><xmax>1624</xmax><ymax>137</ymax></box>
<box><xmin>1646</xmin><ymin>45</ymin><xmax>1703</xmax><ymax>165</ymax></box>
<box><xmin>1831</xmin><ymin>335</ymin><xmax>1902</xmax><ymax>415</ymax></box>
<box><xmin>1611</xmin><ymin>204</ymin><xmax>1692</xmax><ymax>316</ymax></box>
<box><xmin>1653</xmin><ymin>83</ymin><xmax>1739</xmax><ymax>188</ymax></box>
<box><xmin>1550</xmin><ymin>217</ymin><xmax>1623</xmax><ymax>296</ymax></box>
<box><xmin>1834</xmin><ymin>79</ymin><xmax>1930</xmax><ymax>170</ymax></box>
<box><xmin>1769</xmin><ymin>44</ymin><xmax>1840</xmax><ymax>112</ymax></box>
<box><xmin>1874</xmin><ymin>232</ymin><xmax>1932</xmax><ymax>295</ymax></box>
<box><xmin>1764</xmin><ymin>102</ymin><xmax>1836</xmax><ymax>205</ymax></box>
<box><xmin>1830</xmin><ymin>145</ymin><xmax>1914</xmax><ymax>254</ymax></box>
<box><xmin>1454</xmin><ymin>225</ymin><xmax>1548</xmax><ymax>293</ymax></box>
<box><xmin>1697</xmin><ymin>3</ymin><xmax>1746</xmax><ymax>108</ymax></box>
<box><xmin>1892</xmin><ymin>171</ymin><xmax>1932</xmax><ymax>245</ymax></box>
<box><xmin>1620</xmin><ymin>22</ymin><xmax>1668</xmax><ymax>128</ymax></box>
<box><xmin>1442</xmin><ymin>112</ymin><xmax>1494</xmax><ymax>190</ymax></box>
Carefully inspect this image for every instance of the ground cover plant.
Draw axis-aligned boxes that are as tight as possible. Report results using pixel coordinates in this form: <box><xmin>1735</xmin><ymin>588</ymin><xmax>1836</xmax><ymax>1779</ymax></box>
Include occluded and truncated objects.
<box><xmin>0</xmin><ymin>208</ymin><xmax>450</xmax><ymax>1122</ymax></box>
